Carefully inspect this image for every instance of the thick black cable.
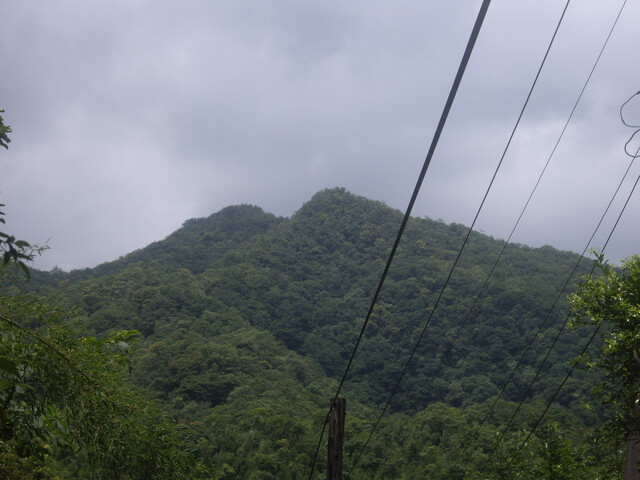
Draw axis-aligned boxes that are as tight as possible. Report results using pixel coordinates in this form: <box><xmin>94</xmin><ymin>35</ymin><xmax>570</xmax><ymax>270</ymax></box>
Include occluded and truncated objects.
<box><xmin>306</xmin><ymin>2</ymin><xmax>492</xmax><ymax>477</ymax></box>
<box><xmin>504</xmin><ymin>161</ymin><xmax>640</xmax><ymax>469</ymax></box>
<box><xmin>346</xmin><ymin>1</ymin><xmax>571</xmax><ymax>475</ymax></box>
<box><xmin>467</xmin><ymin>0</ymin><xmax>629</xmax><ymax>441</ymax></box>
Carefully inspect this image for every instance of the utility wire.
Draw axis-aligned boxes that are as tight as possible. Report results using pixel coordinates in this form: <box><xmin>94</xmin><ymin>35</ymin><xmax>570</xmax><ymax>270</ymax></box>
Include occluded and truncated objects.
<box><xmin>621</xmin><ymin>91</ymin><xmax>640</xmax><ymax>157</ymax></box>
<box><xmin>621</xmin><ymin>91</ymin><xmax>640</xmax><ymax>128</ymax></box>
<box><xmin>407</xmin><ymin>0</ymin><xmax>624</xmax><ymax>443</ymax></box>
<box><xmin>486</xmin><ymin>103</ymin><xmax>640</xmax><ymax>464</ymax></box>
<box><xmin>466</xmin><ymin>0</ymin><xmax>629</xmax><ymax>442</ymax></box>
<box><xmin>487</xmin><ymin>147</ymin><xmax>638</xmax><ymax>459</ymax></box>
<box><xmin>347</xmin><ymin>1</ymin><xmax>571</xmax><ymax>475</ymax></box>
<box><xmin>504</xmin><ymin>155</ymin><xmax>640</xmax><ymax>470</ymax></box>
<box><xmin>474</xmin><ymin>154</ymin><xmax>635</xmax><ymax>447</ymax></box>
<box><xmin>306</xmin><ymin>1</ymin><xmax>492</xmax><ymax>477</ymax></box>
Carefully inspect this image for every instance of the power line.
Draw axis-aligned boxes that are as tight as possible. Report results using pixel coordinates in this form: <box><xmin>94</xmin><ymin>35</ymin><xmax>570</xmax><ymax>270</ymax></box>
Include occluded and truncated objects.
<box><xmin>305</xmin><ymin>1</ymin><xmax>492</xmax><ymax>477</ymax></box>
<box><xmin>486</xmin><ymin>104</ymin><xmax>640</xmax><ymax>465</ymax></box>
<box><xmin>504</xmin><ymin>156</ymin><xmax>640</xmax><ymax>470</ymax></box>
<box><xmin>621</xmin><ymin>91</ymin><xmax>640</xmax><ymax>128</ymax></box>
<box><xmin>465</xmin><ymin>0</ymin><xmax>630</xmax><ymax>443</ymax></box>
<box><xmin>346</xmin><ymin>1</ymin><xmax>572</xmax><ymax>474</ymax></box>
<box><xmin>485</xmin><ymin>157</ymin><xmax>637</xmax><ymax>460</ymax></box>
<box><xmin>621</xmin><ymin>91</ymin><xmax>640</xmax><ymax>157</ymax></box>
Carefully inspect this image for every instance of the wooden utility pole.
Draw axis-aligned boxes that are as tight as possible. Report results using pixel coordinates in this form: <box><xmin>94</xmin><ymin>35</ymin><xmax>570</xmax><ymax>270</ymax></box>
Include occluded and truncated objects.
<box><xmin>327</xmin><ymin>397</ymin><xmax>346</xmax><ymax>480</ymax></box>
<box><xmin>625</xmin><ymin>434</ymin><xmax>640</xmax><ymax>480</ymax></box>
<box><xmin>625</xmin><ymin>369</ymin><xmax>640</xmax><ymax>479</ymax></box>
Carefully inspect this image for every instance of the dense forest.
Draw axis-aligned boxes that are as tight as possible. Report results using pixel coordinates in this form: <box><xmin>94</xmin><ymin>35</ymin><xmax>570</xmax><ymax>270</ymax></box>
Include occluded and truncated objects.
<box><xmin>1</xmin><ymin>187</ymin><xmax>631</xmax><ymax>478</ymax></box>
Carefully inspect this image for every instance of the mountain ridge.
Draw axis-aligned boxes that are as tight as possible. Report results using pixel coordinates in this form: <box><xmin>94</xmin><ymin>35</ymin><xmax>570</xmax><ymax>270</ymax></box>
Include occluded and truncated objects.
<box><xmin>32</xmin><ymin>187</ymin><xmax>594</xmax><ymax>410</ymax></box>
<box><xmin>21</xmin><ymin>186</ymin><xmax>611</xmax><ymax>478</ymax></box>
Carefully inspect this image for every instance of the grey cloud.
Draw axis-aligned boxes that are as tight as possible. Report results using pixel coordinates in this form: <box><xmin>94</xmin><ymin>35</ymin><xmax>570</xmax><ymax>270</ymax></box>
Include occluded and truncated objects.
<box><xmin>1</xmin><ymin>0</ymin><xmax>639</xmax><ymax>271</ymax></box>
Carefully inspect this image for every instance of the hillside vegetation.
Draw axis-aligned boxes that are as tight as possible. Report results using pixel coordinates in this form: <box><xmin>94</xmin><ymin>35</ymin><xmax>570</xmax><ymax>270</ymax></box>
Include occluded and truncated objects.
<box><xmin>5</xmin><ymin>188</ymin><xmax>622</xmax><ymax>478</ymax></box>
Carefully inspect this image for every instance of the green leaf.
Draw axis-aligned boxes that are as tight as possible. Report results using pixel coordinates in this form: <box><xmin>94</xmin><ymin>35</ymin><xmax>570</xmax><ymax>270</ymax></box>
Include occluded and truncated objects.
<box><xmin>0</xmin><ymin>356</ymin><xmax>19</xmax><ymax>376</ymax></box>
<box><xmin>18</xmin><ymin>260</ymin><xmax>31</xmax><ymax>279</ymax></box>
<box><xmin>0</xmin><ymin>378</ymin><xmax>13</xmax><ymax>390</ymax></box>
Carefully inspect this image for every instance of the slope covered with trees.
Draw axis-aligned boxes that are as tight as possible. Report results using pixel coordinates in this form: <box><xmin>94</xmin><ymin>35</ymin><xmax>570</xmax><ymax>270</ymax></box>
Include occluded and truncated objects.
<box><xmin>0</xmin><ymin>111</ymin><xmax>206</xmax><ymax>478</ymax></box>
<box><xmin>11</xmin><ymin>187</ymin><xmax>623</xmax><ymax>478</ymax></box>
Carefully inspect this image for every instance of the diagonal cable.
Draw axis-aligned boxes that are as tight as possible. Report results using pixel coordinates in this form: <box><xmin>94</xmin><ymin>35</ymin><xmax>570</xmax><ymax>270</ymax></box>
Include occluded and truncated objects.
<box><xmin>503</xmin><ymin>156</ymin><xmax>640</xmax><ymax>469</ymax></box>
<box><xmin>347</xmin><ymin>1</ymin><xmax>572</xmax><ymax>475</ymax></box>
<box><xmin>487</xmin><ymin>108</ymin><xmax>640</xmax><ymax>464</ymax></box>
<box><xmin>466</xmin><ymin>0</ymin><xmax>629</xmax><ymax>441</ymax></box>
<box><xmin>306</xmin><ymin>1</ymin><xmax>492</xmax><ymax>477</ymax></box>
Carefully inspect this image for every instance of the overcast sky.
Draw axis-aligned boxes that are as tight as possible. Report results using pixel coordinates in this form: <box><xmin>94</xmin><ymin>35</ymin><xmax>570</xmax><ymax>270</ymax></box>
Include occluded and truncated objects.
<box><xmin>2</xmin><ymin>0</ymin><xmax>639</xmax><ymax>272</ymax></box>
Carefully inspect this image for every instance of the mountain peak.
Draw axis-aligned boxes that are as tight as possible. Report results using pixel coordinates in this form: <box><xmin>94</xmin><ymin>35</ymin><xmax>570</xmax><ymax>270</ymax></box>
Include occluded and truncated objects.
<box><xmin>294</xmin><ymin>187</ymin><xmax>397</xmax><ymax>220</ymax></box>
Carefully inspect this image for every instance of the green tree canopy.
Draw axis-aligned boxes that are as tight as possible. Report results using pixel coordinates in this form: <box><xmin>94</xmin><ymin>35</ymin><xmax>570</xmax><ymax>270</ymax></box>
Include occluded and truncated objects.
<box><xmin>571</xmin><ymin>255</ymin><xmax>640</xmax><ymax>437</ymax></box>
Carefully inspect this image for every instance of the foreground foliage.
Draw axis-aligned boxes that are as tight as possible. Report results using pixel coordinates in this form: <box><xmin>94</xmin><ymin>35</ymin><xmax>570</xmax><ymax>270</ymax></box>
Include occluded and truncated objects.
<box><xmin>0</xmin><ymin>273</ymin><xmax>204</xmax><ymax>479</ymax></box>
<box><xmin>13</xmin><ymin>188</ymin><xmax>631</xmax><ymax>478</ymax></box>
<box><xmin>1</xmin><ymin>109</ymin><xmax>205</xmax><ymax>478</ymax></box>
<box><xmin>571</xmin><ymin>255</ymin><xmax>640</xmax><ymax>437</ymax></box>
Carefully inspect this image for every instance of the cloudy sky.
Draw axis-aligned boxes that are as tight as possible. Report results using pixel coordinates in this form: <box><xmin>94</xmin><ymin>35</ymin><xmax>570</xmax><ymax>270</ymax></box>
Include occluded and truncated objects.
<box><xmin>2</xmin><ymin>0</ymin><xmax>639</xmax><ymax>272</ymax></box>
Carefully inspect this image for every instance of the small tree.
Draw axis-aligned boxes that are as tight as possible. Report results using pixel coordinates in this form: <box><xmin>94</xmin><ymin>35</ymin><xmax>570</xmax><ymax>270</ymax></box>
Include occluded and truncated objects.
<box><xmin>0</xmin><ymin>108</ymin><xmax>10</xmax><ymax>149</ymax></box>
<box><xmin>0</xmin><ymin>108</ymin><xmax>206</xmax><ymax>478</ymax></box>
<box><xmin>570</xmin><ymin>254</ymin><xmax>640</xmax><ymax>478</ymax></box>
<box><xmin>0</xmin><ymin>109</ymin><xmax>45</xmax><ymax>276</ymax></box>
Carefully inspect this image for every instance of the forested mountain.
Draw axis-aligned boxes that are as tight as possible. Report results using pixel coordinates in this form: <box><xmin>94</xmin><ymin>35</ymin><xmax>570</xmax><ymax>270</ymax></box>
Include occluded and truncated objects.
<box><xmin>11</xmin><ymin>188</ymin><xmax>621</xmax><ymax>478</ymax></box>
